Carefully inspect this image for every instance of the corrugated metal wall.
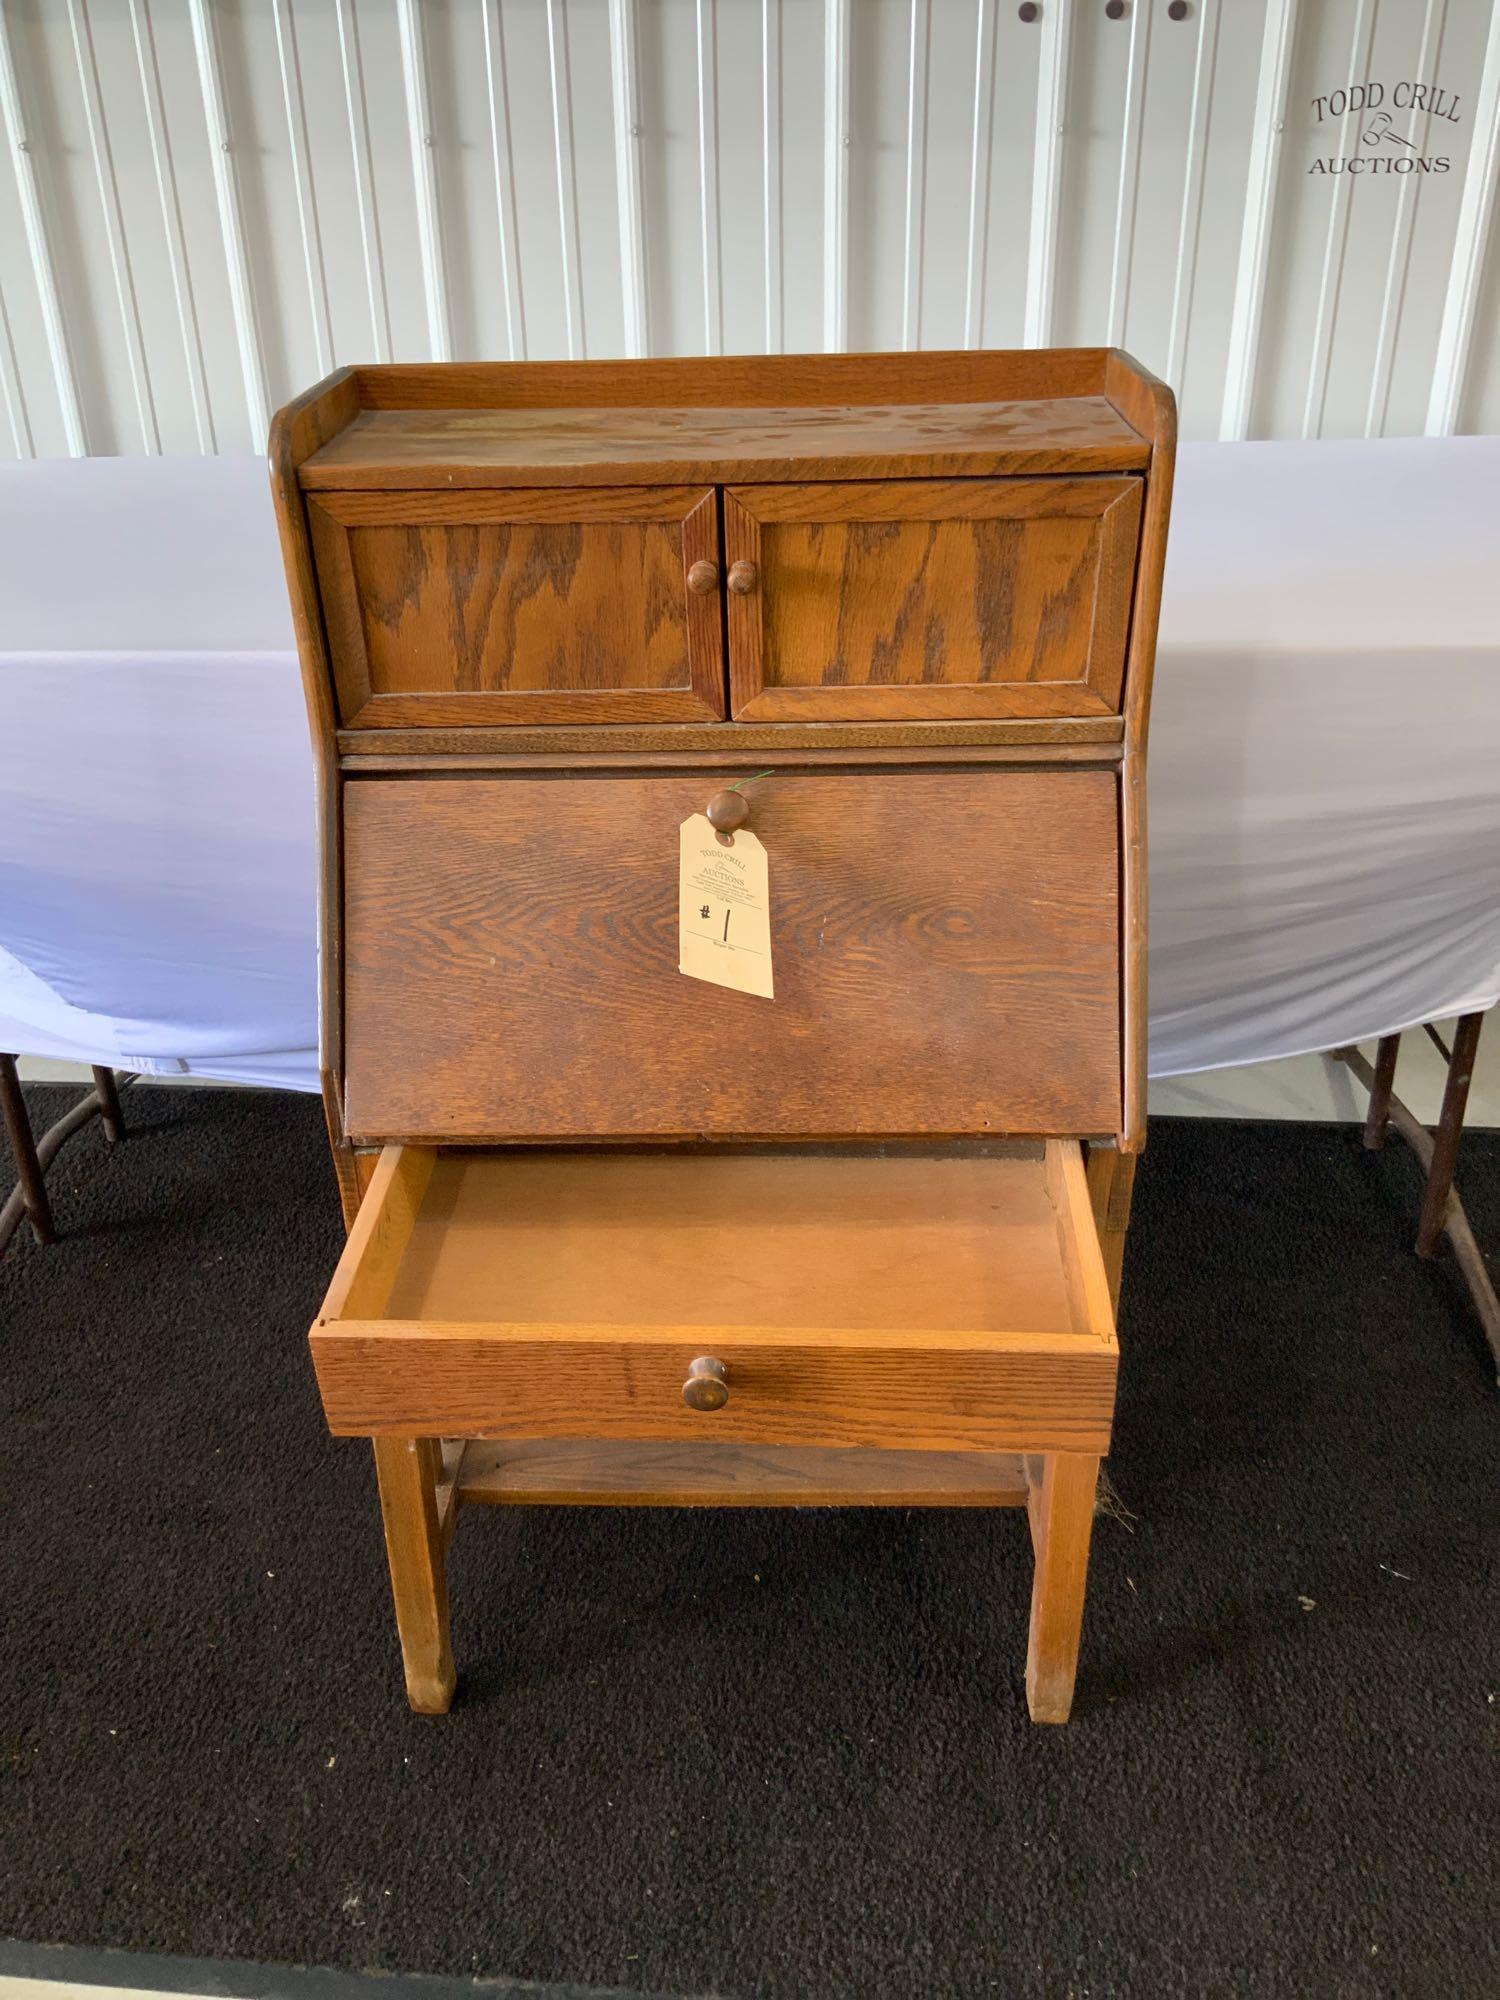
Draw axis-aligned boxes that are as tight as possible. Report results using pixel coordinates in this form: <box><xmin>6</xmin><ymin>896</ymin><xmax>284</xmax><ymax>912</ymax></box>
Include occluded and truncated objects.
<box><xmin>1</xmin><ymin>0</ymin><xmax>1497</xmax><ymax>459</ymax></box>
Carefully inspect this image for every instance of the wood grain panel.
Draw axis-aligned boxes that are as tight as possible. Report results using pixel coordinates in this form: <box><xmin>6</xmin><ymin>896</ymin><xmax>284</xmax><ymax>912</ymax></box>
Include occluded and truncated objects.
<box><xmin>341</xmin><ymin>771</ymin><xmax>1121</xmax><ymax>1142</ymax></box>
<box><xmin>455</xmin><ymin>1439</ymin><xmax>1031</xmax><ymax>1507</ymax></box>
<box><xmin>300</xmin><ymin>396</ymin><xmax>1150</xmax><ymax>488</ymax></box>
<box><xmin>334</xmin><ymin>715</ymin><xmax>1126</xmax><ymax>758</ymax></box>
<box><xmin>339</xmin><ymin>748</ymin><xmax>1121</xmax><ymax>775</ymax></box>
<box><xmin>313</xmin><ymin>1324</ymin><xmax>1116</xmax><ymax>1450</ymax></box>
<box><xmin>725</xmin><ymin>479</ymin><xmax>1142</xmax><ymax>721</ymax></box>
<box><xmin>350</xmin><ymin>350</ymin><xmax>1120</xmax><ymax>414</ymax></box>
<box><xmin>308</xmin><ymin>486</ymin><xmax>725</xmax><ymax>727</ymax></box>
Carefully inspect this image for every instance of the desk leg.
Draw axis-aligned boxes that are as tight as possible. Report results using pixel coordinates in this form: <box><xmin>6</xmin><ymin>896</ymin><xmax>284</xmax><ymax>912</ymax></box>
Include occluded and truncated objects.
<box><xmin>1085</xmin><ymin>1147</ymin><xmax>1136</xmax><ymax>1313</ymax></box>
<box><xmin>1025</xmin><ymin>1451</ymin><xmax>1099</xmax><ymax>1724</ymax></box>
<box><xmin>373</xmin><ymin>1435</ymin><xmax>456</xmax><ymax>1715</ymax></box>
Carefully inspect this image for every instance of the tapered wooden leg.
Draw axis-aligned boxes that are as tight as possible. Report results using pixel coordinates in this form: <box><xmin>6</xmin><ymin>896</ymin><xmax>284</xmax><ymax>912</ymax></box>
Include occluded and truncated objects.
<box><xmin>372</xmin><ymin>1435</ymin><xmax>456</xmax><ymax>1715</ymax></box>
<box><xmin>1025</xmin><ymin>1452</ymin><xmax>1099</xmax><ymax>1725</ymax></box>
<box><xmin>1085</xmin><ymin>1146</ymin><xmax>1136</xmax><ymax>1313</ymax></box>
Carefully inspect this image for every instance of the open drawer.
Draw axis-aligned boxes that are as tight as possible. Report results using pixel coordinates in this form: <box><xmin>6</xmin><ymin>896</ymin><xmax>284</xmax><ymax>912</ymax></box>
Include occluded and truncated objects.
<box><xmin>310</xmin><ymin>1141</ymin><xmax>1118</xmax><ymax>1454</ymax></box>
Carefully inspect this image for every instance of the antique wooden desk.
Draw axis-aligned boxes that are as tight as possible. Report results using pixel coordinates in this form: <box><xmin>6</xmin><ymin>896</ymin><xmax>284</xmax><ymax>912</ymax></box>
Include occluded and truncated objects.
<box><xmin>270</xmin><ymin>350</ymin><xmax>1174</xmax><ymax>1724</ymax></box>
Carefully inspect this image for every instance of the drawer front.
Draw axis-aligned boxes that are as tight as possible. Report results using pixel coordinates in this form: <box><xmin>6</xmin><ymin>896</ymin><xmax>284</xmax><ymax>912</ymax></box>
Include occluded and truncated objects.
<box><xmin>342</xmin><ymin>770</ymin><xmax>1121</xmax><ymax>1142</ymax></box>
<box><xmin>309</xmin><ymin>485</ymin><xmax>726</xmax><ymax>726</ymax></box>
<box><xmin>724</xmin><ymin>477</ymin><xmax>1142</xmax><ymax>721</ymax></box>
<box><xmin>314</xmin><ymin>1323</ymin><xmax>1117</xmax><ymax>1453</ymax></box>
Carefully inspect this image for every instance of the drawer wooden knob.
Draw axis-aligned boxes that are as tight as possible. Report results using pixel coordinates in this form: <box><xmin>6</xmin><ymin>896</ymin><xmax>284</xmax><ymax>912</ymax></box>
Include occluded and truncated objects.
<box><xmin>686</xmin><ymin>559</ymin><xmax>720</xmax><ymax>594</ymax></box>
<box><xmin>682</xmin><ymin>1356</ymin><xmax>729</xmax><ymax>1412</ymax></box>
<box><xmin>706</xmin><ymin>789</ymin><xmax>751</xmax><ymax>834</ymax></box>
<box><xmin>726</xmin><ymin>559</ymin><xmax>758</xmax><ymax>595</ymax></box>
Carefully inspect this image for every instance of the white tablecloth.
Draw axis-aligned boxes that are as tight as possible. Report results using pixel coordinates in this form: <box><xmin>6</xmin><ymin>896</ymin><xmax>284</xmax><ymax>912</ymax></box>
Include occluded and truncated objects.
<box><xmin>2</xmin><ymin>439</ymin><xmax>1496</xmax><ymax>1090</ymax></box>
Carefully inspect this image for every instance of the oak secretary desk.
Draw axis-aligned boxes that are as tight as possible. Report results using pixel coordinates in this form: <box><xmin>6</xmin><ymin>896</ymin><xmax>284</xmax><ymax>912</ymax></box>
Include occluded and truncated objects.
<box><xmin>270</xmin><ymin>348</ymin><xmax>1174</xmax><ymax>1724</ymax></box>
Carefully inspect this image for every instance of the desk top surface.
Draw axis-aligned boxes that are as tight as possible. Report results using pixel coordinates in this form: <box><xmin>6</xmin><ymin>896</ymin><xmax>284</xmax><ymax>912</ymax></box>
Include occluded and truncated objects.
<box><xmin>299</xmin><ymin>396</ymin><xmax>1151</xmax><ymax>489</ymax></box>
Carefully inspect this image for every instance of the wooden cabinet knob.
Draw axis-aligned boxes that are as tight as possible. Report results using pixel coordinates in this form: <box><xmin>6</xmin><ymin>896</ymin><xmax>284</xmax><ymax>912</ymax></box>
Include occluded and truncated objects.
<box><xmin>686</xmin><ymin>559</ymin><xmax>720</xmax><ymax>594</ymax></box>
<box><xmin>682</xmin><ymin>1356</ymin><xmax>729</xmax><ymax>1411</ymax></box>
<box><xmin>705</xmin><ymin>789</ymin><xmax>751</xmax><ymax>834</ymax></box>
<box><xmin>726</xmin><ymin>559</ymin><xmax>758</xmax><ymax>595</ymax></box>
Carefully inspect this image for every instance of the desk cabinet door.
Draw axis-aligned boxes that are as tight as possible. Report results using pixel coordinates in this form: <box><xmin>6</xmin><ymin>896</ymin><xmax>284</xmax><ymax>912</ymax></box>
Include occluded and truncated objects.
<box><xmin>308</xmin><ymin>485</ymin><xmax>726</xmax><ymax>726</ymax></box>
<box><xmin>723</xmin><ymin>478</ymin><xmax>1142</xmax><ymax>721</ymax></box>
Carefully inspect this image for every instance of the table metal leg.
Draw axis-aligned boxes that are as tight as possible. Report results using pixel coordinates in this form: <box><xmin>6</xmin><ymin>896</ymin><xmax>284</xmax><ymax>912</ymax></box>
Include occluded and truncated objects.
<box><xmin>0</xmin><ymin>1053</ymin><xmax>56</xmax><ymax>1245</ymax></box>
<box><xmin>91</xmin><ymin>1065</ymin><xmax>126</xmax><ymax>1145</ymax></box>
<box><xmin>1363</xmin><ymin>1033</ymin><xmax>1400</xmax><ymax>1149</ymax></box>
<box><xmin>1416</xmin><ymin>1011</ymin><xmax>1483</xmax><ymax>1259</ymax></box>
<box><xmin>1333</xmin><ymin>1017</ymin><xmax>1499</xmax><ymax>1382</ymax></box>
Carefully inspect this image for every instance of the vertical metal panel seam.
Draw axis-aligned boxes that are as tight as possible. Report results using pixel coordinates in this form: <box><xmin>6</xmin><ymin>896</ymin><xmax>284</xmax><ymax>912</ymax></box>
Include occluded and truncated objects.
<box><xmin>481</xmin><ymin>0</ymin><xmax>528</xmax><ymax>362</ymax></box>
<box><xmin>336</xmin><ymin>0</ymin><xmax>392</xmax><ymax>363</ymax></box>
<box><xmin>1426</xmin><ymin>0</ymin><xmax>1500</xmax><ymax>434</ymax></box>
<box><xmin>187</xmin><ymin>0</ymin><xmax>268</xmax><ymax>447</ymax></box>
<box><xmin>823</xmin><ymin>0</ymin><xmax>850</xmax><ymax>352</ymax></box>
<box><xmin>69</xmin><ymin>0</ymin><xmax>159</xmax><ymax>451</ymax></box>
<box><xmin>608</xmin><ymin>0</ymin><xmax>648</xmax><ymax>358</ymax></box>
<box><xmin>963</xmin><ymin>0</ymin><xmax>997</xmax><ymax>350</ymax></box>
<box><xmin>1166</xmin><ymin>0</ymin><xmax>1221</xmax><ymax>394</ymax></box>
<box><xmin>1024</xmin><ymin>0</ymin><xmax>1070</xmax><ymax>348</ymax></box>
<box><xmin>1301</xmin><ymin>0</ymin><xmax>1376</xmax><ymax>439</ymax></box>
<box><xmin>395</xmin><ymin>0</ymin><xmax>452</xmax><ymax>361</ymax></box>
<box><xmin>129</xmin><ymin>0</ymin><xmax>214</xmax><ymax>450</ymax></box>
<box><xmin>695</xmin><ymin>0</ymin><xmax>723</xmax><ymax>355</ymax></box>
<box><xmin>1366</xmin><ymin>0</ymin><xmax>1446</xmax><ymax>438</ymax></box>
<box><xmin>547</xmin><ymin>0</ymin><xmax>587</xmax><ymax>359</ymax></box>
<box><xmin>1220</xmin><ymin>0</ymin><xmax>1299</xmax><ymax>441</ymax></box>
<box><xmin>273</xmin><ymin>0</ymin><xmax>334</xmax><ymax>378</ymax></box>
<box><xmin>762</xmin><ymin>0</ymin><xmax>783</xmax><ymax>354</ymax></box>
<box><xmin>1106</xmin><ymin>0</ymin><xmax>1152</xmax><ymax>347</ymax></box>
<box><xmin>0</xmin><ymin>8</ymin><xmax>88</xmax><ymax>454</ymax></box>
<box><xmin>901</xmin><ymin>0</ymin><xmax>930</xmax><ymax>349</ymax></box>
<box><xmin>0</xmin><ymin>274</ymin><xmax>33</xmax><ymax>456</ymax></box>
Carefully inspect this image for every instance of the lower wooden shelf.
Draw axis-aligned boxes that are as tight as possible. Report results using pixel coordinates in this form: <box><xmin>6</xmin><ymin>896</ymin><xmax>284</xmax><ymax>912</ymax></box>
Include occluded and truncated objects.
<box><xmin>449</xmin><ymin>1437</ymin><xmax>1030</xmax><ymax>1510</ymax></box>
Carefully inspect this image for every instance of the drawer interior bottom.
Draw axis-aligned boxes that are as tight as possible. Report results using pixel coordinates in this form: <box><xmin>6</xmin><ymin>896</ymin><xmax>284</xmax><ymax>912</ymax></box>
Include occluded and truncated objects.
<box><xmin>390</xmin><ymin>1147</ymin><xmax>1079</xmax><ymax>1330</ymax></box>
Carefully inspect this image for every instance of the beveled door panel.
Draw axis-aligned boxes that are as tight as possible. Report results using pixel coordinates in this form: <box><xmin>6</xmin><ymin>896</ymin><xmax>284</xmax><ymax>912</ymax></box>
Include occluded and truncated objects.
<box><xmin>723</xmin><ymin>478</ymin><xmax>1142</xmax><ymax>721</ymax></box>
<box><xmin>308</xmin><ymin>485</ymin><xmax>727</xmax><ymax>726</ymax></box>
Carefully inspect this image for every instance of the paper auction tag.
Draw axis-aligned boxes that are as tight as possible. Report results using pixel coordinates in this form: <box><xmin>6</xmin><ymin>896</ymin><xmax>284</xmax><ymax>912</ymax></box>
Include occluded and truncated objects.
<box><xmin>678</xmin><ymin>813</ymin><xmax>774</xmax><ymax>999</ymax></box>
